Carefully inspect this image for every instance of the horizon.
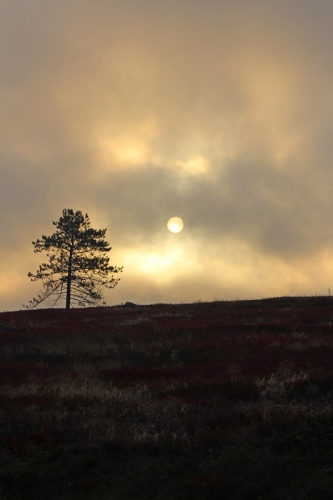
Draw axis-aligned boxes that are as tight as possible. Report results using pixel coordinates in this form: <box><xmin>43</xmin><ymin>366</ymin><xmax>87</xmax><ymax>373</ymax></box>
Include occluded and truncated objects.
<box><xmin>2</xmin><ymin>1</ymin><xmax>333</xmax><ymax>311</ymax></box>
<box><xmin>1</xmin><ymin>293</ymin><xmax>332</xmax><ymax>315</ymax></box>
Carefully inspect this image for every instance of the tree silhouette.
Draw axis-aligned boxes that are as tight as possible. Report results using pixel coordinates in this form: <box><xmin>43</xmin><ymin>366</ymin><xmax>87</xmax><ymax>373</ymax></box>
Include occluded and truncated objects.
<box><xmin>25</xmin><ymin>209</ymin><xmax>123</xmax><ymax>309</ymax></box>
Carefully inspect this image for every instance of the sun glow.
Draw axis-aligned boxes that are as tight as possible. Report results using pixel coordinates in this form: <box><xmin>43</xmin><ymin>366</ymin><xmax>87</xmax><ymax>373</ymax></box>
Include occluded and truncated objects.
<box><xmin>123</xmin><ymin>245</ymin><xmax>190</xmax><ymax>279</ymax></box>
<box><xmin>167</xmin><ymin>217</ymin><xmax>184</xmax><ymax>233</ymax></box>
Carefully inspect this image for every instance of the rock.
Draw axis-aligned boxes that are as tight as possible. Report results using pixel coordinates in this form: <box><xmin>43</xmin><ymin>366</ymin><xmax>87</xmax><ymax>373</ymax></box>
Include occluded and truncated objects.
<box><xmin>123</xmin><ymin>302</ymin><xmax>138</xmax><ymax>307</ymax></box>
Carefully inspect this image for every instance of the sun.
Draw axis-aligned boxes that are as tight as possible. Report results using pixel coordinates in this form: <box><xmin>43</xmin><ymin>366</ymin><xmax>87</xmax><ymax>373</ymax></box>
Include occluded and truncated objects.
<box><xmin>167</xmin><ymin>217</ymin><xmax>184</xmax><ymax>233</ymax></box>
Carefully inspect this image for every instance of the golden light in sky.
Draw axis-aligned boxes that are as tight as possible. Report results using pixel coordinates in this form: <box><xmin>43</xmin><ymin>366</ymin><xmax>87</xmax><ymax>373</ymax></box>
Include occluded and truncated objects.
<box><xmin>2</xmin><ymin>0</ymin><xmax>333</xmax><ymax>311</ymax></box>
<box><xmin>167</xmin><ymin>217</ymin><xmax>184</xmax><ymax>233</ymax></box>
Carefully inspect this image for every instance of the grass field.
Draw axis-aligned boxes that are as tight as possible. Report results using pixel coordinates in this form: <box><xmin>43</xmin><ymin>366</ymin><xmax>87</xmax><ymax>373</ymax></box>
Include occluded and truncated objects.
<box><xmin>0</xmin><ymin>296</ymin><xmax>333</xmax><ymax>499</ymax></box>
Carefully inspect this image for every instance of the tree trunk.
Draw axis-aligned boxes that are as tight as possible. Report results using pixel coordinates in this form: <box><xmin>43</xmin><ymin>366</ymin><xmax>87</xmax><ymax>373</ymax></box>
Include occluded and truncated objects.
<box><xmin>66</xmin><ymin>241</ymin><xmax>74</xmax><ymax>309</ymax></box>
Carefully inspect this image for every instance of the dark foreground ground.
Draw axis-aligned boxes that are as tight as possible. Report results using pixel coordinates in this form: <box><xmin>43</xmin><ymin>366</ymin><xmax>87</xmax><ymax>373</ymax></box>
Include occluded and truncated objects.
<box><xmin>0</xmin><ymin>296</ymin><xmax>333</xmax><ymax>499</ymax></box>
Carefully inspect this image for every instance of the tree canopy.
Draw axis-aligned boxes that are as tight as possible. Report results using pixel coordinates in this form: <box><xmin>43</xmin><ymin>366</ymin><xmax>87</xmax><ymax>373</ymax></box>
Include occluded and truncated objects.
<box><xmin>25</xmin><ymin>209</ymin><xmax>123</xmax><ymax>308</ymax></box>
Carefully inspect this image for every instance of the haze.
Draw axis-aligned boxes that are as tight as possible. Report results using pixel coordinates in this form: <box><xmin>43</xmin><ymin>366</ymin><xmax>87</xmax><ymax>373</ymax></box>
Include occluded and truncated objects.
<box><xmin>2</xmin><ymin>0</ymin><xmax>333</xmax><ymax>310</ymax></box>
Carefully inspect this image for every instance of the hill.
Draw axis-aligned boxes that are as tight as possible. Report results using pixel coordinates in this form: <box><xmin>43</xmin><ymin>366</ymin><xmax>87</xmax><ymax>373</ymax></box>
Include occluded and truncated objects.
<box><xmin>0</xmin><ymin>296</ymin><xmax>333</xmax><ymax>499</ymax></box>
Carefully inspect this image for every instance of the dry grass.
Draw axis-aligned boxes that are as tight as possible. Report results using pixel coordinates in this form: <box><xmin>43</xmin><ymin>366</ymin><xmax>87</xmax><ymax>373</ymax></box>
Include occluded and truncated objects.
<box><xmin>285</xmin><ymin>338</ymin><xmax>333</xmax><ymax>351</ymax></box>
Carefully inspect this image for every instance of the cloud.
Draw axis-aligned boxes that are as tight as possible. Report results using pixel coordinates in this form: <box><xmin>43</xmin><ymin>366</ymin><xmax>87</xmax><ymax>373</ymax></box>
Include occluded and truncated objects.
<box><xmin>2</xmin><ymin>0</ymin><xmax>333</xmax><ymax>309</ymax></box>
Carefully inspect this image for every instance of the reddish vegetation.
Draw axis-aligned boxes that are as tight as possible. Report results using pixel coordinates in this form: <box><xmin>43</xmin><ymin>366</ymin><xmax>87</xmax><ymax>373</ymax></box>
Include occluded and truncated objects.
<box><xmin>1</xmin><ymin>296</ymin><xmax>333</xmax><ymax>396</ymax></box>
<box><xmin>1</xmin><ymin>296</ymin><xmax>333</xmax><ymax>498</ymax></box>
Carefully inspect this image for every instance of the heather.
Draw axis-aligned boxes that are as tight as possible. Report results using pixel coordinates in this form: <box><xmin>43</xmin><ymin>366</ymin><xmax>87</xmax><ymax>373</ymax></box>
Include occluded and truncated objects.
<box><xmin>0</xmin><ymin>297</ymin><xmax>333</xmax><ymax>499</ymax></box>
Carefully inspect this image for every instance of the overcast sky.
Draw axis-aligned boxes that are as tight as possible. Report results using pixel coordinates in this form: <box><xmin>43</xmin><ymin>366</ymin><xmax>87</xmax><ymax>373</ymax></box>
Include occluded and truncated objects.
<box><xmin>2</xmin><ymin>0</ymin><xmax>333</xmax><ymax>310</ymax></box>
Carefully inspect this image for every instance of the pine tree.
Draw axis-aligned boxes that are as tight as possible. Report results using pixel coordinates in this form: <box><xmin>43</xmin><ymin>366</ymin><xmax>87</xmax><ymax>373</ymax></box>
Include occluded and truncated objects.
<box><xmin>25</xmin><ymin>209</ymin><xmax>123</xmax><ymax>308</ymax></box>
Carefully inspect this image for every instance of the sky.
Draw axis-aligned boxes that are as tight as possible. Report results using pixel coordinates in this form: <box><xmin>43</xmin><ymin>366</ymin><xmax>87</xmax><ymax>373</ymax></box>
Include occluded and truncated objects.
<box><xmin>2</xmin><ymin>0</ymin><xmax>333</xmax><ymax>310</ymax></box>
